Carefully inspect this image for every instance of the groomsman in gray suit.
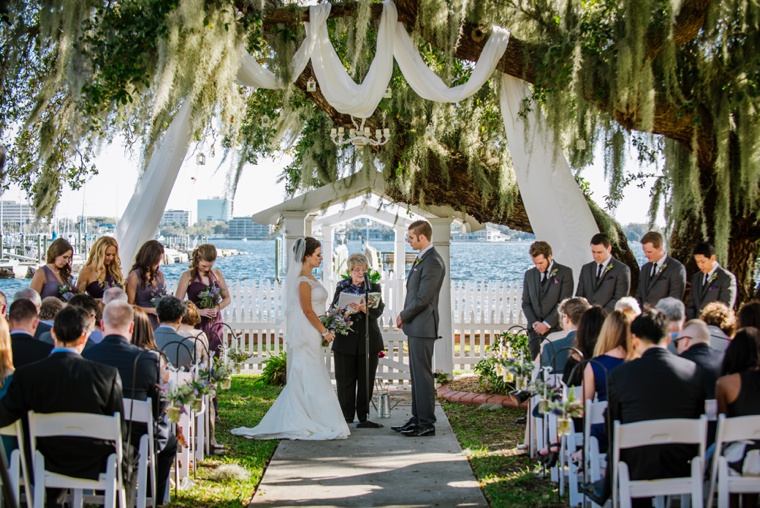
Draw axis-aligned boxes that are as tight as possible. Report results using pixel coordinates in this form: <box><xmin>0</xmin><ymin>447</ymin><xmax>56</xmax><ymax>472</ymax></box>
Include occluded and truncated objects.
<box><xmin>521</xmin><ymin>241</ymin><xmax>574</xmax><ymax>359</ymax></box>
<box><xmin>637</xmin><ymin>231</ymin><xmax>687</xmax><ymax>307</ymax></box>
<box><xmin>685</xmin><ymin>242</ymin><xmax>737</xmax><ymax>319</ymax></box>
<box><xmin>393</xmin><ymin>220</ymin><xmax>445</xmax><ymax>438</ymax></box>
<box><xmin>576</xmin><ymin>233</ymin><xmax>631</xmax><ymax>311</ymax></box>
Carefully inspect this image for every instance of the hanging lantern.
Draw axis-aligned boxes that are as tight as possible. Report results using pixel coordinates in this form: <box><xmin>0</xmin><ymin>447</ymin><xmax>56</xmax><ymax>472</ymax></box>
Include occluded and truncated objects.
<box><xmin>307</xmin><ymin>78</ymin><xmax>317</xmax><ymax>92</ymax></box>
<box><xmin>196</xmin><ymin>152</ymin><xmax>206</xmax><ymax>165</ymax></box>
<box><xmin>384</xmin><ymin>87</ymin><xmax>392</xmax><ymax>99</ymax></box>
<box><xmin>261</xmin><ymin>115</ymin><xmax>271</xmax><ymax>128</ymax></box>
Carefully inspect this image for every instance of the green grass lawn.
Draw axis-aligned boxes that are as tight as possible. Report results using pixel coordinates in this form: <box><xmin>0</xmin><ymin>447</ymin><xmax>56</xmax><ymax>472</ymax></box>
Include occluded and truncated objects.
<box><xmin>166</xmin><ymin>375</ymin><xmax>562</xmax><ymax>507</ymax></box>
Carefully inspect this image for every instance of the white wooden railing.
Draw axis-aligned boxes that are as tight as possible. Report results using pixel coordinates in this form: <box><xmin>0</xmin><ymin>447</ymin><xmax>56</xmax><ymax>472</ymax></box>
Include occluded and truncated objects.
<box><xmin>215</xmin><ymin>278</ymin><xmax>528</xmax><ymax>379</ymax></box>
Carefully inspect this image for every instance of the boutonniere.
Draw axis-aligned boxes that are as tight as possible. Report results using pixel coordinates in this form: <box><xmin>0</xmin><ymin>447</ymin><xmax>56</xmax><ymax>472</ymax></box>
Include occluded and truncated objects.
<box><xmin>603</xmin><ymin>262</ymin><xmax>614</xmax><ymax>275</ymax></box>
<box><xmin>549</xmin><ymin>268</ymin><xmax>558</xmax><ymax>279</ymax></box>
<box><xmin>707</xmin><ymin>272</ymin><xmax>718</xmax><ymax>285</ymax></box>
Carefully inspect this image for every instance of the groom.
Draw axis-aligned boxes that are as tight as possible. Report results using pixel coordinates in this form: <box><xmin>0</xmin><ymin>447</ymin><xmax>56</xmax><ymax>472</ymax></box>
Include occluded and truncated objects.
<box><xmin>393</xmin><ymin>220</ymin><xmax>445</xmax><ymax>438</ymax></box>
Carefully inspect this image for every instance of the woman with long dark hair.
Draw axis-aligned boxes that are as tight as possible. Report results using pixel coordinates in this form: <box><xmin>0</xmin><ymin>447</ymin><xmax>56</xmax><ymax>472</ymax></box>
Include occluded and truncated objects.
<box><xmin>77</xmin><ymin>236</ymin><xmax>124</xmax><ymax>299</ymax></box>
<box><xmin>30</xmin><ymin>238</ymin><xmax>74</xmax><ymax>300</ymax></box>
<box><xmin>126</xmin><ymin>240</ymin><xmax>165</xmax><ymax>330</ymax></box>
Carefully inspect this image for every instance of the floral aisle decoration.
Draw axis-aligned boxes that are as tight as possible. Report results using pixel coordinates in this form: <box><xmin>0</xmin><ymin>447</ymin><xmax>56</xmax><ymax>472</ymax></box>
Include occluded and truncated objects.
<box><xmin>545</xmin><ymin>386</ymin><xmax>583</xmax><ymax>436</ymax></box>
<box><xmin>161</xmin><ymin>382</ymin><xmax>195</xmax><ymax>423</ymax></box>
<box><xmin>474</xmin><ymin>329</ymin><xmax>532</xmax><ymax>394</ymax></box>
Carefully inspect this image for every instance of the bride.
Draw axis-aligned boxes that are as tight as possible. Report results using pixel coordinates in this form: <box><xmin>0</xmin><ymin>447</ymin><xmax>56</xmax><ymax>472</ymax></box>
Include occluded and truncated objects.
<box><xmin>231</xmin><ymin>237</ymin><xmax>350</xmax><ymax>440</ymax></box>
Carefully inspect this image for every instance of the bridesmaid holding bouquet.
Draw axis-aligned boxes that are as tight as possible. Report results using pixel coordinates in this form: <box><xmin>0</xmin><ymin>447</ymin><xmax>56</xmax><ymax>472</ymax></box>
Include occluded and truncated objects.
<box><xmin>30</xmin><ymin>238</ymin><xmax>74</xmax><ymax>300</ymax></box>
<box><xmin>77</xmin><ymin>236</ymin><xmax>124</xmax><ymax>299</ymax></box>
<box><xmin>175</xmin><ymin>244</ymin><xmax>231</xmax><ymax>357</ymax></box>
<box><xmin>126</xmin><ymin>240</ymin><xmax>167</xmax><ymax>330</ymax></box>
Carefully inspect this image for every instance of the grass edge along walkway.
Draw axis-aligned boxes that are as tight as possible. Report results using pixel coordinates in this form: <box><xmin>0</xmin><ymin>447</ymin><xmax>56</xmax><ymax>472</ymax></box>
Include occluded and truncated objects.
<box><xmin>166</xmin><ymin>375</ymin><xmax>563</xmax><ymax>508</ymax></box>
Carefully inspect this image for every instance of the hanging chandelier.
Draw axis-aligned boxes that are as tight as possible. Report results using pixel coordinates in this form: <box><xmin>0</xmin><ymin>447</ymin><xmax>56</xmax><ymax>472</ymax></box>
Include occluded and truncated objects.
<box><xmin>330</xmin><ymin>117</ymin><xmax>390</xmax><ymax>148</ymax></box>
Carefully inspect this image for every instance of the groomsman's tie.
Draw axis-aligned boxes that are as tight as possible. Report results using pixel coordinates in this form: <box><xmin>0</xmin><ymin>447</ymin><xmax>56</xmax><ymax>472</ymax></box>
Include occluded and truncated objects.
<box><xmin>413</xmin><ymin>257</ymin><xmax>421</xmax><ymax>267</ymax></box>
<box><xmin>540</xmin><ymin>271</ymin><xmax>546</xmax><ymax>283</ymax></box>
<box><xmin>650</xmin><ymin>264</ymin><xmax>657</xmax><ymax>278</ymax></box>
<box><xmin>703</xmin><ymin>273</ymin><xmax>709</xmax><ymax>287</ymax></box>
<box><xmin>596</xmin><ymin>263</ymin><xmax>603</xmax><ymax>280</ymax></box>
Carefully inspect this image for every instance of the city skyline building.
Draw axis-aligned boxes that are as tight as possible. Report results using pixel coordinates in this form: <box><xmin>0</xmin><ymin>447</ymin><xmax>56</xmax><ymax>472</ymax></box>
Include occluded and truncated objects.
<box><xmin>197</xmin><ymin>197</ymin><xmax>231</xmax><ymax>222</ymax></box>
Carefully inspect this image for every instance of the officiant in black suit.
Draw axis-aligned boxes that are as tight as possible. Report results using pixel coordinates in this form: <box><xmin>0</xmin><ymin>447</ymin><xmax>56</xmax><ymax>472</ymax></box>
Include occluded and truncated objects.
<box><xmin>330</xmin><ymin>253</ymin><xmax>385</xmax><ymax>425</ymax></box>
<box><xmin>576</xmin><ymin>233</ymin><xmax>631</xmax><ymax>311</ymax></box>
<box><xmin>685</xmin><ymin>242</ymin><xmax>737</xmax><ymax>319</ymax></box>
<box><xmin>393</xmin><ymin>220</ymin><xmax>445</xmax><ymax>438</ymax></box>
<box><xmin>521</xmin><ymin>241</ymin><xmax>574</xmax><ymax>359</ymax></box>
<box><xmin>637</xmin><ymin>231</ymin><xmax>686</xmax><ymax>307</ymax></box>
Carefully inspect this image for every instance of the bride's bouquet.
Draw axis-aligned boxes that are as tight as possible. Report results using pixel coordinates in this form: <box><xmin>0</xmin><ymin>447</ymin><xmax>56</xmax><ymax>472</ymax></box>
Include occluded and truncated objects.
<box><xmin>319</xmin><ymin>307</ymin><xmax>353</xmax><ymax>346</ymax></box>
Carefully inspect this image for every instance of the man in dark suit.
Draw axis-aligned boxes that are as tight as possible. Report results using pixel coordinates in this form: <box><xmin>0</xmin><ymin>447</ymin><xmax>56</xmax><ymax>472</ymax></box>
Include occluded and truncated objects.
<box><xmin>581</xmin><ymin>309</ymin><xmax>706</xmax><ymax>506</ymax></box>
<box><xmin>83</xmin><ymin>300</ymin><xmax>177</xmax><ymax>504</ymax></box>
<box><xmin>576</xmin><ymin>233</ymin><xmax>631</xmax><ymax>311</ymax></box>
<box><xmin>153</xmin><ymin>296</ymin><xmax>195</xmax><ymax>369</ymax></box>
<box><xmin>521</xmin><ymin>241</ymin><xmax>574</xmax><ymax>360</ymax></box>
<box><xmin>675</xmin><ymin>319</ymin><xmax>723</xmax><ymax>399</ymax></box>
<box><xmin>637</xmin><ymin>231</ymin><xmax>687</xmax><ymax>307</ymax></box>
<box><xmin>393</xmin><ymin>220</ymin><xmax>445</xmax><ymax>438</ymax></box>
<box><xmin>685</xmin><ymin>242</ymin><xmax>737</xmax><ymax>319</ymax></box>
<box><xmin>8</xmin><ymin>299</ymin><xmax>52</xmax><ymax>367</ymax></box>
<box><xmin>0</xmin><ymin>306</ymin><xmax>125</xmax><ymax>485</ymax></box>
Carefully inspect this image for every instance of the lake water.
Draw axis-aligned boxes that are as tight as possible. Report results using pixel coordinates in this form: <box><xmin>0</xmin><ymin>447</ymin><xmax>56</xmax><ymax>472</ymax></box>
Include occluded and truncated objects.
<box><xmin>0</xmin><ymin>239</ymin><xmax>646</xmax><ymax>297</ymax></box>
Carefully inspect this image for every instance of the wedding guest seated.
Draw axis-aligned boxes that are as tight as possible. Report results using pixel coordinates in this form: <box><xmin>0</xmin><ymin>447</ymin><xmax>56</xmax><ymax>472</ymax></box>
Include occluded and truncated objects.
<box><xmin>614</xmin><ymin>296</ymin><xmax>641</xmax><ymax>321</ymax></box>
<box><xmin>9</xmin><ymin>299</ymin><xmax>51</xmax><ymax>367</ymax></box>
<box><xmin>580</xmin><ymin>309</ymin><xmax>706</xmax><ymax>506</ymax></box>
<box><xmin>563</xmin><ymin>306</ymin><xmax>607</xmax><ymax>386</ymax></box>
<box><xmin>0</xmin><ymin>291</ymin><xmax>7</xmax><ymax>319</ymax></box>
<box><xmin>656</xmin><ymin>296</ymin><xmax>686</xmax><ymax>353</ymax></box>
<box><xmin>36</xmin><ymin>296</ymin><xmax>65</xmax><ymax>340</ymax></box>
<box><xmin>154</xmin><ymin>296</ymin><xmax>195</xmax><ymax>369</ymax></box>
<box><xmin>715</xmin><ymin>327</ymin><xmax>760</xmax><ymax>508</ymax></box>
<box><xmin>0</xmin><ymin>318</ymin><xmax>15</xmax><ymax>458</ymax></box>
<box><xmin>736</xmin><ymin>301</ymin><xmax>760</xmax><ymax>330</ymax></box>
<box><xmin>178</xmin><ymin>301</ymin><xmax>209</xmax><ymax>365</ymax></box>
<box><xmin>701</xmin><ymin>301</ymin><xmax>736</xmax><ymax>353</ymax></box>
<box><xmin>0</xmin><ymin>306</ymin><xmax>126</xmax><ymax>499</ymax></box>
<box><xmin>103</xmin><ymin>287</ymin><xmax>128</xmax><ymax>304</ymax></box>
<box><xmin>68</xmin><ymin>293</ymin><xmax>104</xmax><ymax>345</ymax></box>
<box><xmin>83</xmin><ymin>300</ymin><xmax>177</xmax><ymax>504</ymax></box>
<box><xmin>132</xmin><ymin>308</ymin><xmax>170</xmax><ymax>386</ymax></box>
<box><xmin>13</xmin><ymin>288</ymin><xmax>41</xmax><ymax>313</ymax></box>
<box><xmin>540</xmin><ymin>297</ymin><xmax>590</xmax><ymax>372</ymax></box>
<box><xmin>582</xmin><ymin>310</ymin><xmax>633</xmax><ymax>451</ymax></box>
<box><xmin>675</xmin><ymin>319</ymin><xmax>724</xmax><ymax>398</ymax></box>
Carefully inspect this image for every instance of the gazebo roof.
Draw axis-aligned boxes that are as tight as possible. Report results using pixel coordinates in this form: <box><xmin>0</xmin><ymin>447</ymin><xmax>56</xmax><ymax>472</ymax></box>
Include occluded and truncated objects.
<box><xmin>251</xmin><ymin>168</ymin><xmax>485</xmax><ymax>232</ymax></box>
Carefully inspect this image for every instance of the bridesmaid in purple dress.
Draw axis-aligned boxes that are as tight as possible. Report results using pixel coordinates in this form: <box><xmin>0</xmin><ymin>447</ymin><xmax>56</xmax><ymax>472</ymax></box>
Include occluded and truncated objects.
<box><xmin>77</xmin><ymin>236</ymin><xmax>124</xmax><ymax>299</ymax></box>
<box><xmin>175</xmin><ymin>244</ymin><xmax>231</xmax><ymax>357</ymax></box>
<box><xmin>126</xmin><ymin>240</ymin><xmax>166</xmax><ymax>330</ymax></box>
<box><xmin>30</xmin><ymin>238</ymin><xmax>74</xmax><ymax>300</ymax></box>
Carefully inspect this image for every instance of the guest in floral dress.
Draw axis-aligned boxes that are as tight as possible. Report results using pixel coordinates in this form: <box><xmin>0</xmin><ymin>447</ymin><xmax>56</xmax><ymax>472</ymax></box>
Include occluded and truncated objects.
<box><xmin>126</xmin><ymin>240</ymin><xmax>166</xmax><ymax>330</ymax></box>
<box><xmin>77</xmin><ymin>236</ymin><xmax>124</xmax><ymax>299</ymax></box>
<box><xmin>30</xmin><ymin>238</ymin><xmax>74</xmax><ymax>300</ymax></box>
<box><xmin>175</xmin><ymin>244</ymin><xmax>231</xmax><ymax>357</ymax></box>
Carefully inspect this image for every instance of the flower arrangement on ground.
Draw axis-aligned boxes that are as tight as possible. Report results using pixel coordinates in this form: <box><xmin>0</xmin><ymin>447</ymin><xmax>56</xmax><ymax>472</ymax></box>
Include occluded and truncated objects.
<box><xmin>474</xmin><ymin>330</ymin><xmax>532</xmax><ymax>394</ymax></box>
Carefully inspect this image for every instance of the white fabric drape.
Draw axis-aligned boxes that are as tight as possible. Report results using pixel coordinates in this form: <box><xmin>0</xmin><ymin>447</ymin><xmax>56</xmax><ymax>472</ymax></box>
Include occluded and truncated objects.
<box><xmin>117</xmin><ymin>0</ymin><xmax>598</xmax><ymax>282</ymax></box>
<box><xmin>394</xmin><ymin>24</ymin><xmax>510</xmax><ymax>102</ymax></box>
<box><xmin>115</xmin><ymin>101</ymin><xmax>194</xmax><ymax>269</ymax></box>
<box><xmin>499</xmin><ymin>73</ymin><xmax>597</xmax><ymax>280</ymax></box>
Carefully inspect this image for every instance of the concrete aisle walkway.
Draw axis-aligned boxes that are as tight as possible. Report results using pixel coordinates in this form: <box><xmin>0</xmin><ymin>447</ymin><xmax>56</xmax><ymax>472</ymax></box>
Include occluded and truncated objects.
<box><xmin>249</xmin><ymin>399</ymin><xmax>488</xmax><ymax>507</ymax></box>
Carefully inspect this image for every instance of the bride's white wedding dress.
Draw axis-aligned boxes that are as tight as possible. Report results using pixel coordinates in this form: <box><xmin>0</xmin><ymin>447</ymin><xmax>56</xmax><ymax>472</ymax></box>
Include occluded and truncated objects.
<box><xmin>231</xmin><ymin>276</ymin><xmax>350</xmax><ymax>440</ymax></box>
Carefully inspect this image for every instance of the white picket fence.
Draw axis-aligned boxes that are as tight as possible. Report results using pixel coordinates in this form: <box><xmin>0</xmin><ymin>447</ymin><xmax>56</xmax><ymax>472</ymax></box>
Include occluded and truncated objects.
<box><xmin>217</xmin><ymin>278</ymin><xmax>528</xmax><ymax>379</ymax></box>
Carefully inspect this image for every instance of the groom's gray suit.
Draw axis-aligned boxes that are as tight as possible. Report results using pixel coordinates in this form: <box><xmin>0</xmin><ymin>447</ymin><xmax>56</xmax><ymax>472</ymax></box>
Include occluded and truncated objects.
<box><xmin>575</xmin><ymin>256</ymin><xmax>631</xmax><ymax>311</ymax></box>
<box><xmin>521</xmin><ymin>262</ymin><xmax>574</xmax><ymax>359</ymax></box>
<box><xmin>400</xmin><ymin>247</ymin><xmax>446</xmax><ymax>427</ymax></box>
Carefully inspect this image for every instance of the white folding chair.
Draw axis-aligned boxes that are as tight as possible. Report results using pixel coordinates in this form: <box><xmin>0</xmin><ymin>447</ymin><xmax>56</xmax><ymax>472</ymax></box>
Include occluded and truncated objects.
<box><xmin>0</xmin><ymin>420</ymin><xmax>32</xmax><ymax>507</ymax></box>
<box><xmin>707</xmin><ymin>414</ymin><xmax>760</xmax><ymax>508</ymax></box>
<box><xmin>123</xmin><ymin>398</ymin><xmax>157</xmax><ymax>508</ymax></box>
<box><xmin>584</xmin><ymin>399</ymin><xmax>608</xmax><ymax>508</ymax></box>
<box><xmin>612</xmin><ymin>416</ymin><xmax>707</xmax><ymax>508</ymax></box>
<box><xmin>27</xmin><ymin>411</ymin><xmax>126</xmax><ymax>508</ymax></box>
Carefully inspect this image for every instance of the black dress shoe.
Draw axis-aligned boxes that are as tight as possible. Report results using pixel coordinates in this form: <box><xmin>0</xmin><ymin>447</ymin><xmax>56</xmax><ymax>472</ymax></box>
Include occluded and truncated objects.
<box><xmin>579</xmin><ymin>479</ymin><xmax>609</xmax><ymax>505</ymax></box>
<box><xmin>401</xmin><ymin>424</ymin><xmax>435</xmax><ymax>437</ymax></box>
<box><xmin>510</xmin><ymin>390</ymin><xmax>532</xmax><ymax>404</ymax></box>
<box><xmin>514</xmin><ymin>416</ymin><xmax>527</xmax><ymax>424</ymax></box>
<box><xmin>391</xmin><ymin>419</ymin><xmax>417</xmax><ymax>432</ymax></box>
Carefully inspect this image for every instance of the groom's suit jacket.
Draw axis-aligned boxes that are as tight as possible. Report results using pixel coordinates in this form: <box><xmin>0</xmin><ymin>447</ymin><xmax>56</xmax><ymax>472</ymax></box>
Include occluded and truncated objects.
<box><xmin>685</xmin><ymin>264</ymin><xmax>737</xmax><ymax>319</ymax></box>
<box><xmin>400</xmin><ymin>247</ymin><xmax>446</xmax><ymax>338</ymax></box>
<box><xmin>637</xmin><ymin>254</ymin><xmax>687</xmax><ymax>307</ymax></box>
<box><xmin>575</xmin><ymin>256</ymin><xmax>631</xmax><ymax>311</ymax></box>
<box><xmin>522</xmin><ymin>262</ymin><xmax>573</xmax><ymax>358</ymax></box>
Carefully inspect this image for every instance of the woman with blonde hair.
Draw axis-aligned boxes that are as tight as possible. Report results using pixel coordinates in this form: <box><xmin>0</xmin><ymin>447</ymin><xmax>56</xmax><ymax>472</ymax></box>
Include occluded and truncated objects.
<box><xmin>0</xmin><ymin>318</ymin><xmax>15</xmax><ymax>457</ymax></box>
<box><xmin>77</xmin><ymin>236</ymin><xmax>124</xmax><ymax>299</ymax></box>
<box><xmin>30</xmin><ymin>238</ymin><xmax>74</xmax><ymax>299</ymax></box>
<box><xmin>175</xmin><ymin>244</ymin><xmax>231</xmax><ymax>357</ymax></box>
<box><xmin>583</xmin><ymin>310</ymin><xmax>633</xmax><ymax>402</ymax></box>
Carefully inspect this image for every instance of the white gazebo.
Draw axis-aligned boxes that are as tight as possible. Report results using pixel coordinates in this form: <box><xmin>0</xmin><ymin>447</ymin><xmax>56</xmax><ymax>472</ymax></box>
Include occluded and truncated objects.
<box><xmin>252</xmin><ymin>166</ymin><xmax>486</xmax><ymax>375</ymax></box>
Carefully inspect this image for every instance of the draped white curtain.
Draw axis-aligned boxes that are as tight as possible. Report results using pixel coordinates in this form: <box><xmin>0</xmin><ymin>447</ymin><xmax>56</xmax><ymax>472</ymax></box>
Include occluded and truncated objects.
<box><xmin>117</xmin><ymin>0</ymin><xmax>596</xmax><ymax>276</ymax></box>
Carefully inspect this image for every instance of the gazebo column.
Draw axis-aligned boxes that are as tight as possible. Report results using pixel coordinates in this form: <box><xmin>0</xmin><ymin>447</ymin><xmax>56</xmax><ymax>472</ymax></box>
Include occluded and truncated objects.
<box><xmin>321</xmin><ymin>225</ymin><xmax>335</xmax><ymax>284</ymax></box>
<box><xmin>430</xmin><ymin>217</ymin><xmax>454</xmax><ymax>376</ymax></box>
<box><xmin>393</xmin><ymin>225</ymin><xmax>406</xmax><ymax>278</ymax></box>
<box><xmin>282</xmin><ymin>211</ymin><xmax>308</xmax><ymax>263</ymax></box>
